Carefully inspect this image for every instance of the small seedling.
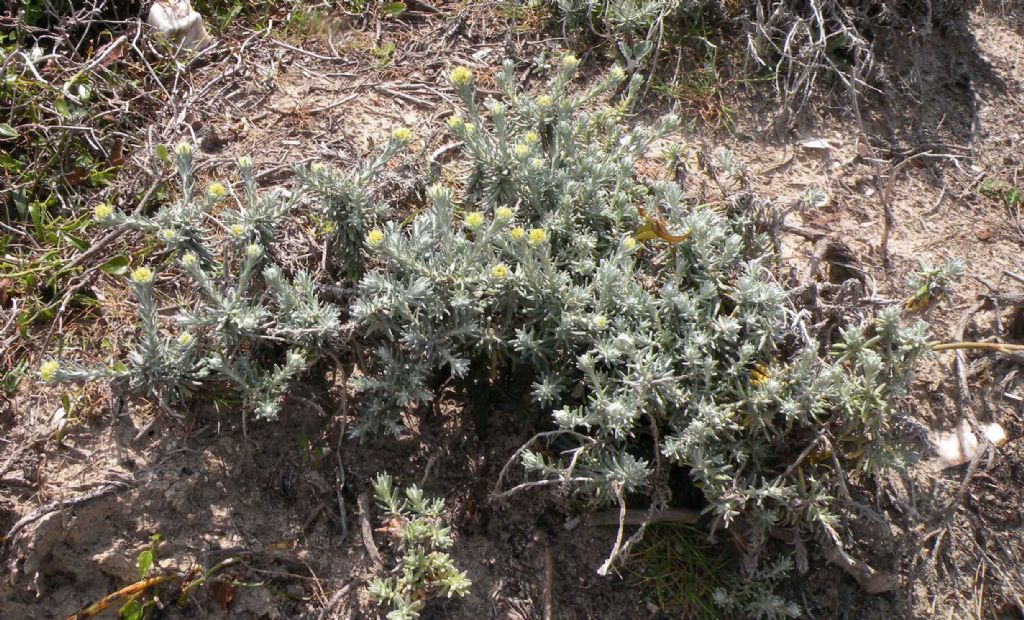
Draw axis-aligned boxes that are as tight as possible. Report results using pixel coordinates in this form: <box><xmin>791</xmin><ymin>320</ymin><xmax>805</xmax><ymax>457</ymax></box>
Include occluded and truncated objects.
<box><xmin>366</xmin><ymin>473</ymin><xmax>471</xmax><ymax>619</ymax></box>
<box><xmin>905</xmin><ymin>259</ymin><xmax>964</xmax><ymax>313</ymax></box>
<box><xmin>372</xmin><ymin>42</ymin><xmax>397</xmax><ymax>67</ymax></box>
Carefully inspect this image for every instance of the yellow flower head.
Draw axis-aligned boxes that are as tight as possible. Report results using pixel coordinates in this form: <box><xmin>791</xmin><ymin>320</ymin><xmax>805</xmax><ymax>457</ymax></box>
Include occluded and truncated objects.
<box><xmin>447</xmin><ymin>114</ymin><xmax>464</xmax><ymax>130</ymax></box>
<box><xmin>160</xmin><ymin>228</ymin><xmax>176</xmax><ymax>242</ymax></box>
<box><xmin>530</xmin><ymin>157</ymin><xmax>544</xmax><ymax>169</ymax></box>
<box><xmin>562</xmin><ymin>54</ymin><xmax>579</xmax><ymax>69</ymax></box>
<box><xmin>509</xmin><ymin>226</ymin><xmax>526</xmax><ymax>240</ymax></box>
<box><xmin>311</xmin><ymin>162</ymin><xmax>326</xmax><ymax>173</ymax></box>
<box><xmin>610</xmin><ymin>66</ymin><xmax>626</xmax><ymax>81</ymax></box>
<box><xmin>536</xmin><ymin>95</ymin><xmax>552</xmax><ymax>107</ymax></box>
<box><xmin>131</xmin><ymin>266</ymin><xmax>154</xmax><ymax>284</ymax></box>
<box><xmin>93</xmin><ymin>203</ymin><xmax>113</xmax><ymax>221</ymax></box>
<box><xmin>39</xmin><ymin>360</ymin><xmax>60</xmax><ymax>382</ymax></box>
<box><xmin>513</xmin><ymin>143</ymin><xmax>529</xmax><ymax>157</ymax></box>
<box><xmin>450</xmin><ymin>66</ymin><xmax>473</xmax><ymax>87</ymax></box>
<box><xmin>623</xmin><ymin>236</ymin><xmax>638</xmax><ymax>251</ymax></box>
<box><xmin>367</xmin><ymin>229</ymin><xmax>384</xmax><ymax>246</ymax></box>
<box><xmin>177</xmin><ymin>332</ymin><xmax>193</xmax><ymax>346</ymax></box>
<box><xmin>392</xmin><ymin>127</ymin><xmax>413</xmax><ymax>143</ymax></box>
<box><xmin>245</xmin><ymin>244</ymin><xmax>262</xmax><ymax>257</ymax></box>
<box><xmin>181</xmin><ymin>252</ymin><xmax>198</xmax><ymax>267</ymax></box>
<box><xmin>237</xmin><ymin>156</ymin><xmax>253</xmax><ymax>169</ymax></box>
<box><xmin>207</xmin><ymin>182</ymin><xmax>227</xmax><ymax>199</ymax></box>
<box><xmin>524</xmin><ymin>131</ymin><xmax>539</xmax><ymax>145</ymax></box>
<box><xmin>490</xmin><ymin>263</ymin><xmax>510</xmax><ymax>279</ymax></box>
<box><xmin>229</xmin><ymin>224</ymin><xmax>245</xmax><ymax>238</ymax></box>
<box><xmin>173</xmin><ymin>141</ymin><xmax>192</xmax><ymax>157</ymax></box>
<box><xmin>495</xmin><ymin>206</ymin><xmax>514</xmax><ymax>221</ymax></box>
<box><xmin>464</xmin><ymin>123</ymin><xmax>476</xmax><ymax>135</ymax></box>
<box><xmin>528</xmin><ymin>228</ymin><xmax>548</xmax><ymax>246</ymax></box>
<box><xmin>593</xmin><ymin>315</ymin><xmax>609</xmax><ymax>330</ymax></box>
<box><xmin>464</xmin><ymin>212</ymin><xmax>484</xmax><ymax>230</ymax></box>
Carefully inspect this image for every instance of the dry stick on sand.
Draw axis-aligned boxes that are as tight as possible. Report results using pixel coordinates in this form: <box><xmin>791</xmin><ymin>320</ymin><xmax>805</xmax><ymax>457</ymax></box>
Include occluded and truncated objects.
<box><xmin>317</xmin><ymin>578</ymin><xmax>364</xmax><ymax>620</ymax></box>
<box><xmin>581</xmin><ymin>506</ymin><xmax>898</xmax><ymax>593</ymax></box>
<box><xmin>65</xmin><ymin>573</ymin><xmax>179</xmax><ymax>620</ymax></box>
<box><xmin>543</xmin><ymin>542</ymin><xmax>554</xmax><ymax>620</ymax></box>
<box><xmin>596</xmin><ymin>483</ymin><xmax>627</xmax><ymax>577</ymax></box>
<box><xmin>2</xmin><ymin>481</ymin><xmax>132</xmax><ymax>558</ymax></box>
<box><xmin>66</xmin><ymin>555</ymin><xmax>247</xmax><ymax>619</ymax></box>
<box><xmin>922</xmin><ymin>300</ymin><xmax>999</xmax><ymax>567</ymax></box>
<box><xmin>357</xmin><ymin>492</ymin><xmax>384</xmax><ymax>570</ymax></box>
<box><xmin>878</xmin><ymin>150</ymin><xmax>963</xmax><ymax>264</ymax></box>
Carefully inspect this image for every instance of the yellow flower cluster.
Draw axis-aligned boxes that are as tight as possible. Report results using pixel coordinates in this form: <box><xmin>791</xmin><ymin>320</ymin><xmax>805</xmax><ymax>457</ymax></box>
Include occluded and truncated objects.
<box><xmin>464</xmin><ymin>212</ymin><xmax>484</xmax><ymax>229</ymax></box>
<box><xmin>392</xmin><ymin>127</ymin><xmax>413</xmax><ymax>142</ymax></box>
<box><xmin>93</xmin><ymin>203</ymin><xmax>113</xmax><ymax>220</ymax></box>
<box><xmin>490</xmin><ymin>263</ymin><xmax>510</xmax><ymax>279</ymax></box>
<box><xmin>528</xmin><ymin>228</ymin><xmax>548</xmax><ymax>246</ymax></box>
<box><xmin>39</xmin><ymin>360</ymin><xmax>59</xmax><ymax>382</ymax></box>
<box><xmin>208</xmin><ymin>182</ymin><xmax>227</xmax><ymax>199</ymax></box>
<box><xmin>367</xmin><ymin>229</ymin><xmax>384</xmax><ymax>246</ymax></box>
<box><xmin>509</xmin><ymin>226</ymin><xmax>525</xmax><ymax>240</ymax></box>
<box><xmin>495</xmin><ymin>207</ymin><xmax>513</xmax><ymax>221</ymax></box>
<box><xmin>131</xmin><ymin>266</ymin><xmax>154</xmax><ymax>284</ymax></box>
<box><xmin>450</xmin><ymin>66</ymin><xmax>473</xmax><ymax>87</ymax></box>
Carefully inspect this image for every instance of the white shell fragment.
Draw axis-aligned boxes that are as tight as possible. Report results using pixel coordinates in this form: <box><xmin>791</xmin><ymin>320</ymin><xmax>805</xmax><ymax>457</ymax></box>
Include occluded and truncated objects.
<box><xmin>934</xmin><ymin>419</ymin><xmax>1008</xmax><ymax>469</ymax></box>
<box><xmin>147</xmin><ymin>0</ymin><xmax>212</xmax><ymax>51</ymax></box>
<box><xmin>800</xmin><ymin>138</ymin><xmax>832</xmax><ymax>151</ymax></box>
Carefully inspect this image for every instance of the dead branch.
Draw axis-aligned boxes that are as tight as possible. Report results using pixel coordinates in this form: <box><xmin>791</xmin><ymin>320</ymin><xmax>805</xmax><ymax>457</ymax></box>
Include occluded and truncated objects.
<box><xmin>357</xmin><ymin>492</ymin><xmax>384</xmax><ymax>570</ymax></box>
<box><xmin>2</xmin><ymin>480</ymin><xmax>132</xmax><ymax>558</ymax></box>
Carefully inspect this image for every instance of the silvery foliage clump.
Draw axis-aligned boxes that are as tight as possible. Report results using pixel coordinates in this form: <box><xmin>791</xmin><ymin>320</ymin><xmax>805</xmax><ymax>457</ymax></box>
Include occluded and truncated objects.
<box><xmin>367</xmin><ymin>473</ymin><xmax>472</xmax><ymax>620</ymax></box>
<box><xmin>712</xmin><ymin>555</ymin><xmax>801</xmax><ymax>620</ymax></box>
<box><xmin>350</xmin><ymin>58</ymin><xmax>930</xmax><ymax>569</ymax></box>
<box><xmin>95</xmin><ymin>145</ymin><xmax>301</xmax><ymax>266</ymax></box>
<box><xmin>557</xmin><ymin>0</ymin><xmax>700</xmax><ymax>38</ymax></box>
<box><xmin>349</xmin><ymin>56</ymin><xmax>660</xmax><ymax>436</ymax></box>
<box><xmin>297</xmin><ymin>131</ymin><xmax>411</xmax><ymax>279</ymax></box>
<box><xmin>46</xmin><ymin>145</ymin><xmax>341</xmax><ymax>420</ymax></box>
